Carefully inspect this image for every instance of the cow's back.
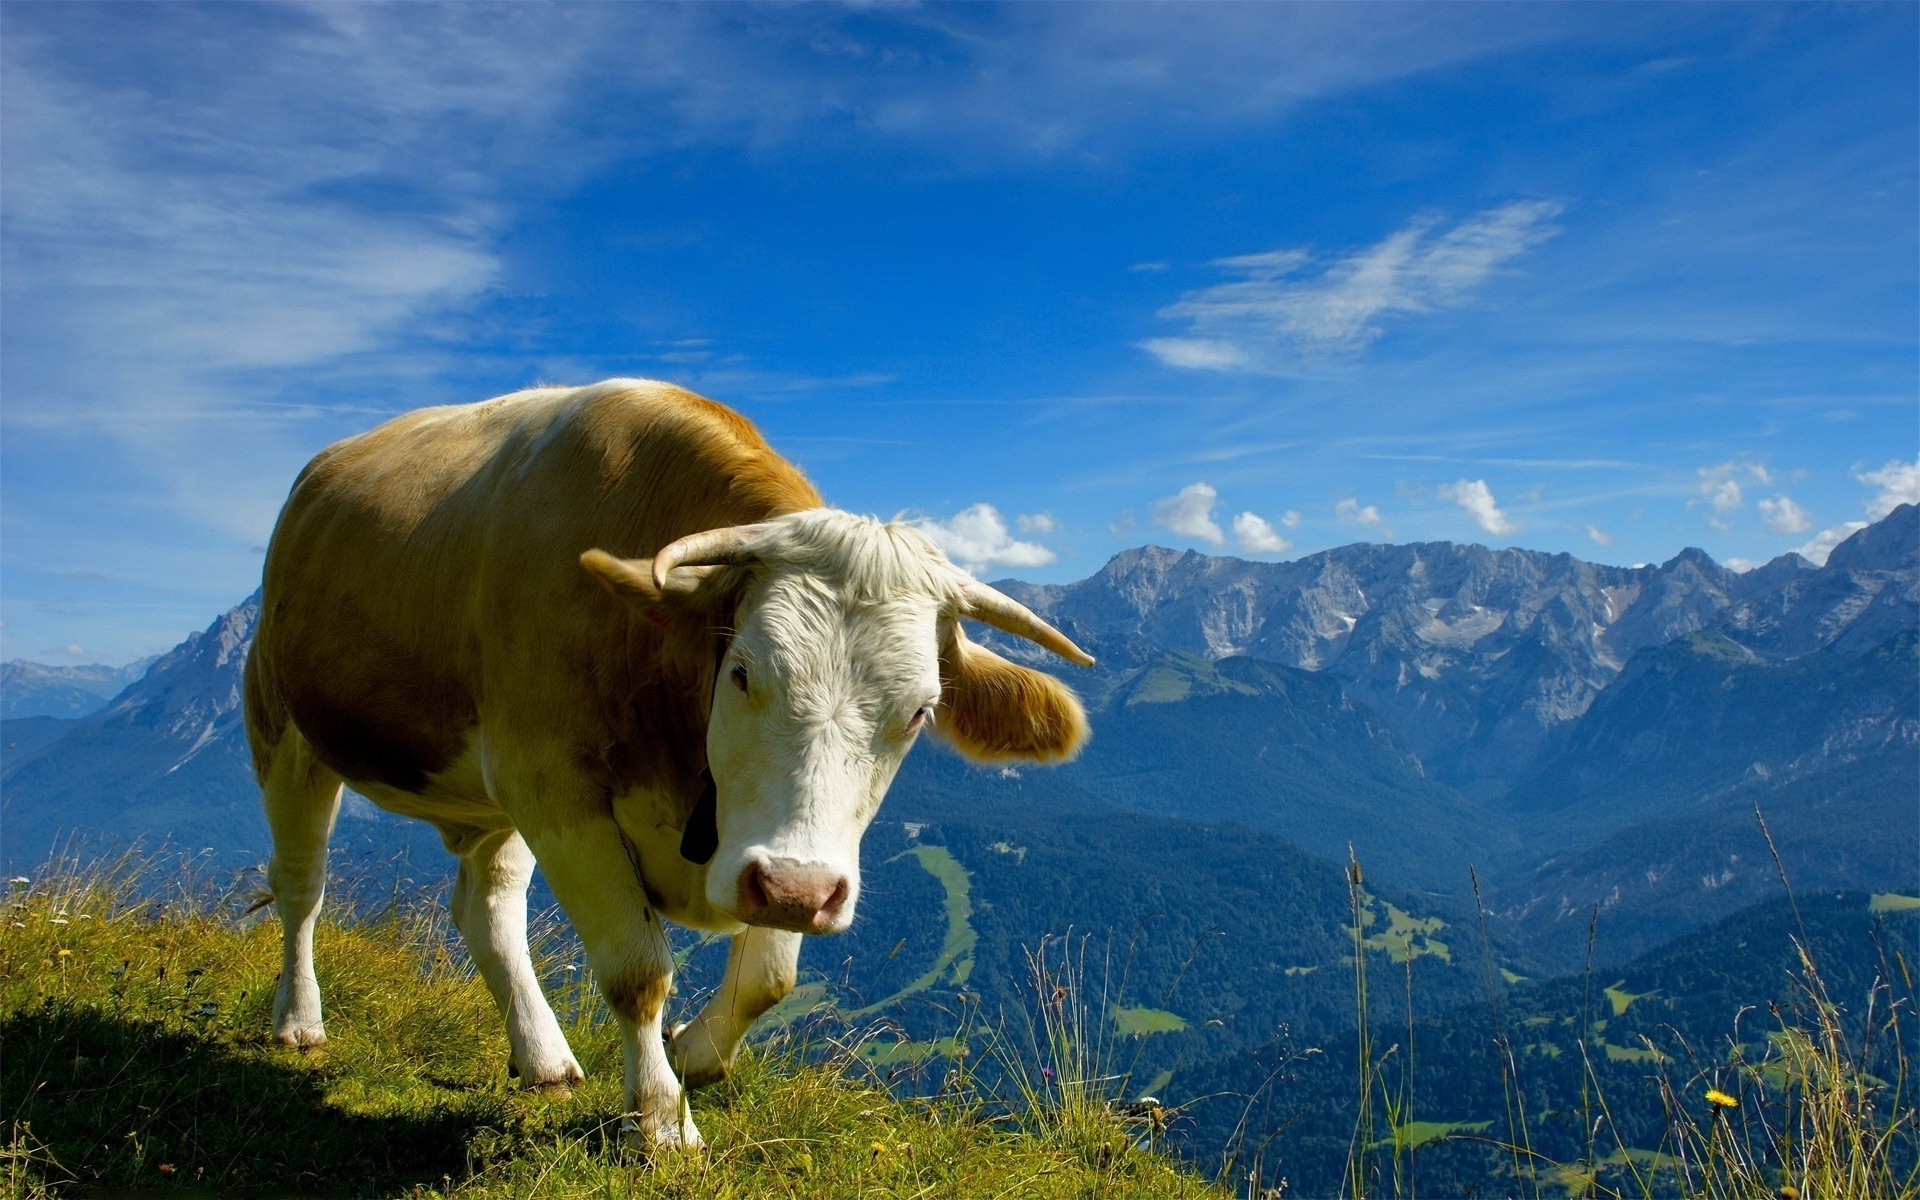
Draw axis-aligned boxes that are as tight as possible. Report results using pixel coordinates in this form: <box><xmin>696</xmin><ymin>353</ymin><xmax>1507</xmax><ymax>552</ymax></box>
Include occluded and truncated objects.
<box><xmin>246</xmin><ymin>380</ymin><xmax>822</xmax><ymax>795</ymax></box>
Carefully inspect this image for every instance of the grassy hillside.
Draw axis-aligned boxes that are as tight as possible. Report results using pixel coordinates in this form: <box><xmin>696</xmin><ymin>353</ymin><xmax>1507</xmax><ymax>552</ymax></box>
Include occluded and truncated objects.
<box><xmin>1185</xmin><ymin>889</ymin><xmax>1920</xmax><ymax>1196</ymax></box>
<box><xmin>0</xmin><ymin>863</ymin><xmax>1223</xmax><ymax>1199</ymax></box>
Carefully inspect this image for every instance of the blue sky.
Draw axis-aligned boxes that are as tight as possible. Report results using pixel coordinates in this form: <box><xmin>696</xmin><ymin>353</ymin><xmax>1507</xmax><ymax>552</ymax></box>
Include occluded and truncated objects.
<box><xmin>3</xmin><ymin>2</ymin><xmax>1915</xmax><ymax>665</ymax></box>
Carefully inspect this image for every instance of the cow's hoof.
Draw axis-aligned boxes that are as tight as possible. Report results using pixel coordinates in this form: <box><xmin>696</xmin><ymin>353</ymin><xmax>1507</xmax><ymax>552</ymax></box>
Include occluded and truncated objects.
<box><xmin>665</xmin><ymin>1022</ymin><xmax>730</xmax><ymax>1091</ymax></box>
<box><xmin>676</xmin><ymin>1058</ymin><xmax>728</xmax><ymax>1091</ymax></box>
<box><xmin>510</xmin><ymin>1052</ymin><xmax>585</xmax><ymax>1093</ymax></box>
<box><xmin>619</xmin><ymin>1112</ymin><xmax>705</xmax><ymax>1155</ymax></box>
<box><xmin>273</xmin><ymin>1024</ymin><xmax>327</xmax><ymax>1050</ymax></box>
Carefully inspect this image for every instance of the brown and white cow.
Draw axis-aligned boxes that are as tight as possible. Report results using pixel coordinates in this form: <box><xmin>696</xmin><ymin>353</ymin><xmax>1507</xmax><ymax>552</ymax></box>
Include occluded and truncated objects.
<box><xmin>244</xmin><ymin>379</ymin><xmax>1091</xmax><ymax>1148</ymax></box>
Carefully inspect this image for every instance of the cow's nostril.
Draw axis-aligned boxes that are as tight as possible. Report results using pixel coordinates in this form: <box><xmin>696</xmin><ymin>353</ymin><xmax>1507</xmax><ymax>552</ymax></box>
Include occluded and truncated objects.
<box><xmin>738</xmin><ymin>862</ymin><xmax>771</xmax><ymax>918</ymax></box>
<box><xmin>821</xmin><ymin>877</ymin><xmax>850</xmax><ymax>918</ymax></box>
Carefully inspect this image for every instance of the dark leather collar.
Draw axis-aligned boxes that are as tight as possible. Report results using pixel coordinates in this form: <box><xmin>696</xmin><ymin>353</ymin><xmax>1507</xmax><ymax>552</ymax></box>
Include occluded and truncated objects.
<box><xmin>680</xmin><ymin>632</ymin><xmax>730</xmax><ymax>865</ymax></box>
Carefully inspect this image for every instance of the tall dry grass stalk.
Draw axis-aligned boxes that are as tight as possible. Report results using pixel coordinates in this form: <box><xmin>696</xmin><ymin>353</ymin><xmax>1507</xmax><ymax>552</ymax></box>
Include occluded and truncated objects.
<box><xmin>1644</xmin><ymin>936</ymin><xmax>1917</xmax><ymax>1200</ymax></box>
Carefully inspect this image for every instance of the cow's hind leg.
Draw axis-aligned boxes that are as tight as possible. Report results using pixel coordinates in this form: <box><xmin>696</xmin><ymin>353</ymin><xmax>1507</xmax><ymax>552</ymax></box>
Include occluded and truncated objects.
<box><xmin>442</xmin><ymin>824</ymin><xmax>584</xmax><ymax>1089</ymax></box>
<box><xmin>262</xmin><ymin>731</ymin><xmax>343</xmax><ymax>1048</ymax></box>
<box><xmin>668</xmin><ymin>927</ymin><xmax>801</xmax><ymax>1090</ymax></box>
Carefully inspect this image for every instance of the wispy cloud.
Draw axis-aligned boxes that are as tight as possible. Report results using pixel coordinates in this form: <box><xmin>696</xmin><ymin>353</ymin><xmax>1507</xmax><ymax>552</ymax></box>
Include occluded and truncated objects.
<box><xmin>1439</xmin><ymin>478</ymin><xmax>1518</xmax><ymax>537</ymax></box>
<box><xmin>912</xmin><ymin>503</ymin><xmax>1058</xmax><ymax>574</ymax></box>
<box><xmin>1586</xmin><ymin>524</ymin><xmax>1613</xmax><ymax>546</ymax></box>
<box><xmin>0</xmin><ymin>6</ymin><xmax>639</xmax><ymax>551</ymax></box>
<box><xmin>1141</xmin><ymin>201</ymin><xmax>1564</xmax><ymax>374</ymax></box>
<box><xmin>1362</xmin><ymin>453</ymin><xmax>1640</xmax><ymax>470</ymax></box>
<box><xmin>1152</xmin><ymin>482</ymin><xmax>1226</xmax><ymax>545</ymax></box>
<box><xmin>1757</xmin><ymin>494</ymin><xmax>1812</xmax><ymax>534</ymax></box>
<box><xmin>1336</xmin><ymin>498</ymin><xmax>1384</xmax><ymax>527</ymax></box>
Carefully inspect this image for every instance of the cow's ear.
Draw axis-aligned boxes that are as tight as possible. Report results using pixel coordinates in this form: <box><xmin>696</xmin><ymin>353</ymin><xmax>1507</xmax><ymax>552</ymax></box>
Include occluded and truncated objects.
<box><xmin>580</xmin><ymin>549</ymin><xmax>726</xmax><ymax>609</ymax></box>
<box><xmin>936</xmin><ymin>624</ymin><xmax>1089</xmax><ymax>764</ymax></box>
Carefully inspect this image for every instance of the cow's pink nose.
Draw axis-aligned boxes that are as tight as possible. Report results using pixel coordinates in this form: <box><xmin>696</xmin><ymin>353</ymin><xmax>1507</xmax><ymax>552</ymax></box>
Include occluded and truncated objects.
<box><xmin>738</xmin><ymin>858</ymin><xmax>850</xmax><ymax>933</ymax></box>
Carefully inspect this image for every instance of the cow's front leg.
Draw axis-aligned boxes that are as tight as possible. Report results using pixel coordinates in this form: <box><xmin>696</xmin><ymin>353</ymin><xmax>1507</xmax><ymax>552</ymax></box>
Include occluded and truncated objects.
<box><xmin>669</xmin><ymin>926</ymin><xmax>801</xmax><ymax>1089</ymax></box>
<box><xmin>520</xmin><ymin>812</ymin><xmax>700</xmax><ymax>1151</ymax></box>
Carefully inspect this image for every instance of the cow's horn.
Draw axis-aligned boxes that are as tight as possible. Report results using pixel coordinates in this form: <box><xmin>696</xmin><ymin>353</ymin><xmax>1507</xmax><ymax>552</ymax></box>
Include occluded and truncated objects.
<box><xmin>651</xmin><ymin>524</ymin><xmax>766</xmax><ymax>590</ymax></box>
<box><xmin>956</xmin><ymin>581</ymin><xmax>1096</xmax><ymax>667</ymax></box>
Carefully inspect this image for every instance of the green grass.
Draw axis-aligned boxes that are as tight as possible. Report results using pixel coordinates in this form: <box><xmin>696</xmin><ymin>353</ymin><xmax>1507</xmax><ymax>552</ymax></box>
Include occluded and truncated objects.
<box><xmin>1110</xmin><ymin>1006</ymin><xmax>1187</xmax><ymax>1037</ymax></box>
<box><xmin>1</xmin><ymin>862</ymin><xmax>1221</xmax><ymax>1199</ymax></box>
<box><xmin>1602</xmin><ymin>980</ymin><xmax>1657</xmax><ymax>1017</ymax></box>
<box><xmin>1355</xmin><ymin>893</ymin><xmax>1452</xmax><ymax>964</ymax></box>
<box><xmin>1373</xmin><ymin>1119</ymin><xmax>1492</xmax><ymax>1154</ymax></box>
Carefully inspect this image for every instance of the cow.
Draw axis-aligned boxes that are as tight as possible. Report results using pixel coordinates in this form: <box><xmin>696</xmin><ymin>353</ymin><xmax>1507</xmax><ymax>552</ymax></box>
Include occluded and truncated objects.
<box><xmin>243</xmin><ymin>379</ymin><xmax>1092</xmax><ymax>1149</ymax></box>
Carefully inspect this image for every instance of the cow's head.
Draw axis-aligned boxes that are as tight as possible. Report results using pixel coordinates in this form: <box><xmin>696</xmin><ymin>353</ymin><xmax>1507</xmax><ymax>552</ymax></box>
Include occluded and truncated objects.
<box><xmin>581</xmin><ymin>508</ymin><xmax>1091</xmax><ymax>934</ymax></box>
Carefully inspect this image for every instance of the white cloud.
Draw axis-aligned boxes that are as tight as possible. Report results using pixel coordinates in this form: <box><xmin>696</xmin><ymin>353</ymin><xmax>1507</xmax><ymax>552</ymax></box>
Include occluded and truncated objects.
<box><xmin>1795</xmin><ymin>522</ymin><xmax>1868</xmax><ymax>566</ymax></box>
<box><xmin>1137</xmin><ymin>337</ymin><xmax>1248</xmax><ymax>371</ymax></box>
<box><xmin>1141</xmin><ymin>200</ymin><xmax>1563</xmax><ymax>373</ymax></box>
<box><xmin>1858</xmin><ymin>457</ymin><xmax>1920</xmax><ymax>516</ymax></box>
<box><xmin>1792</xmin><ymin>456</ymin><xmax>1919</xmax><ymax>565</ymax></box>
<box><xmin>1336</xmin><ymin>498</ymin><xmax>1383</xmax><ymax>527</ymax></box>
<box><xmin>1232</xmin><ymin>512</ymin><xmax>1293</xmax><ymax>555</ymax></box>
<box><xmin>1693</xmin><ymin>461</ymin><xmax>1772</xmax><ymax>516</ymax></box>
<box><xmin>1280</xmin><ymin>509</ymin><xmax>1302</xmax><ymax>529</ymax></box>
<box><xmin>1152</xmin><ymin>482</ymin><xmax>1226</xmax><ymax>545</ymax></box>
<box><xmin>913</xmin><ymin>503</ymin><xmax>1058</xmax><ymax>574</ymax></box>
<box><xmin>1438</xmin><ymin>478</ymin><xmax>1517</xmax><ymax>537</ymax></box>
<box><xmin>1586</xmin><ymin>525</ymin><xmax>1613</xmax><ymax>546</ymax></box>
<box><xmin>1757</xmin><ymin>494</ymin><xmax>1812</xmax><ymax>534</ymax></box>
<box><xmin>1015</xmin><ymin>512</ymin><xmax>1060</xmax><ymax>535</ymax></box>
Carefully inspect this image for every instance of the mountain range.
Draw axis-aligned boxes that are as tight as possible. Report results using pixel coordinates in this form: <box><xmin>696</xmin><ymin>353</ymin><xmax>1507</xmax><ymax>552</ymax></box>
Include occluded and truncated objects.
<box><xmin>1</xmin><ymin>657</ymin><xmax>151</xmax><ymax>721</ymax></box>
<box><xmin>6</xmin><ymin>505</ymin><xmax>1912</xmax><ymax>937</ymax></box>
<box><xmin>2</xmin><ymin>504</ymin><xmax>1913</xmax><ymax>1178</ymax></box>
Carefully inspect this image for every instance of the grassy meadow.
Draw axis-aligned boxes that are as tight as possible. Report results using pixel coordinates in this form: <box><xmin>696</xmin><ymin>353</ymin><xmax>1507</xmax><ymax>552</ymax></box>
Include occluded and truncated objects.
<box><xmin>0</xmin><ymin>860</ymin><xmax>1218</xmax><ymax>1199</ymax></box>
<box><xmin>5</xmin><ymin>852</ymin><xmax>1915</xmax><ymax>1199</ymax></box>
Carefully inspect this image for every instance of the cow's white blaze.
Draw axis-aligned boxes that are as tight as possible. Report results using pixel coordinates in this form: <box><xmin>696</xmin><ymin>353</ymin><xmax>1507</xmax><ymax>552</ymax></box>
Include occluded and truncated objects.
<box><xmin>697</xmin><ymin>512</ymin><xmax>951</xmax><ymax>931</ymax></box>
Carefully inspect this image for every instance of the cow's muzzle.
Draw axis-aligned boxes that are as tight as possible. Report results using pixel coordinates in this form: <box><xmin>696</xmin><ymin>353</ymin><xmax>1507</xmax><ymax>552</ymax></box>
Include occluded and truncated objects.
<box><xmin>737</xmin><ymin>856</ymin><xmax>851</xmax><ymax>933</ymax></box>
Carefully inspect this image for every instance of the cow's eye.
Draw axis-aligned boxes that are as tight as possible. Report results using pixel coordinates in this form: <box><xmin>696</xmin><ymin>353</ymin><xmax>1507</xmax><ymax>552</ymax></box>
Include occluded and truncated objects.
<box><xmin>730</xmin><ymin>664</ymin><xmax>749</xmax><ymax>693</ymax></box>
<box><xmin>906</xmin><ymin>705</ymin><xmax>933</xmax><ymax>733</ymax></box>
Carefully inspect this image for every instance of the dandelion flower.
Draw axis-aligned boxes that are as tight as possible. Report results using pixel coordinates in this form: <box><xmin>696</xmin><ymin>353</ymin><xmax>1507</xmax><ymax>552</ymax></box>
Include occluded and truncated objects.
<box><xmin>1705</xmin><ymin>1088</ymin><xmax>1738</xmax><ymax>1109</ymax></box>
<box><xmin>56</xmin><ymin>948</ymin><xmax>72</xmax><ymax>958</ymax></box>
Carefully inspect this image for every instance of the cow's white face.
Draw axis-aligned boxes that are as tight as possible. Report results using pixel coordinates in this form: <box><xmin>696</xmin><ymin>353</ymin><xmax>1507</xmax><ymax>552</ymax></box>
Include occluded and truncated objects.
<box><xmin>702</xmin><ymin>570</ymin><xmax>944</xmax><ymax>932</ymax></box>
<box><xmin>580</xmin><ymin>506</ymin><xmax>1094</xmax><ymax>936</ymax></box>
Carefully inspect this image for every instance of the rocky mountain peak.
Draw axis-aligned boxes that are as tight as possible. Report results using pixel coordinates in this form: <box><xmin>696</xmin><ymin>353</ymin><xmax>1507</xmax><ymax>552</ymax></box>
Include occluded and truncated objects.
<box><xmin>1825</xmin><ymin>503</ymin><xmax>1918</xmax><ymax>575</ymax></box>
<box><xmin>100</xmin><ymin>591</ymin><xmax>260</xmax><ymax>742</ymax></box>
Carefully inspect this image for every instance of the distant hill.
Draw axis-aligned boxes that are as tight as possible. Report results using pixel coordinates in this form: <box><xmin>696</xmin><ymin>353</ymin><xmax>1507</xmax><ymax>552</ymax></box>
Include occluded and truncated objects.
<box><xmin>0</xmin><ymin>657</ymin><xmax>152</xmax><ymax>719</ymax></box>
<box><xmin>1178</xmin><ymin>891</ymin><xmax>1920</xmax><ymax>1192</ymax></box>
<box><xmin>0</xmin><ymin>594</ymin><xmax>441</xmax><ymax>878</ymax></box>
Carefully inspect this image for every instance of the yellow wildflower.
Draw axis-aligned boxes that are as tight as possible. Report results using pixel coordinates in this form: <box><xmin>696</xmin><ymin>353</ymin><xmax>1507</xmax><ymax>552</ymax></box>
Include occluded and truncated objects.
<box><xmin>56</xmin><ymin>948</ymin><xmax>72</xmax><ymax>958</ymax></box>
<box><xmin>1705</xmin><ymin>1088</ymin><xmax>1738</xmax><ymax>1109</ymax></box>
